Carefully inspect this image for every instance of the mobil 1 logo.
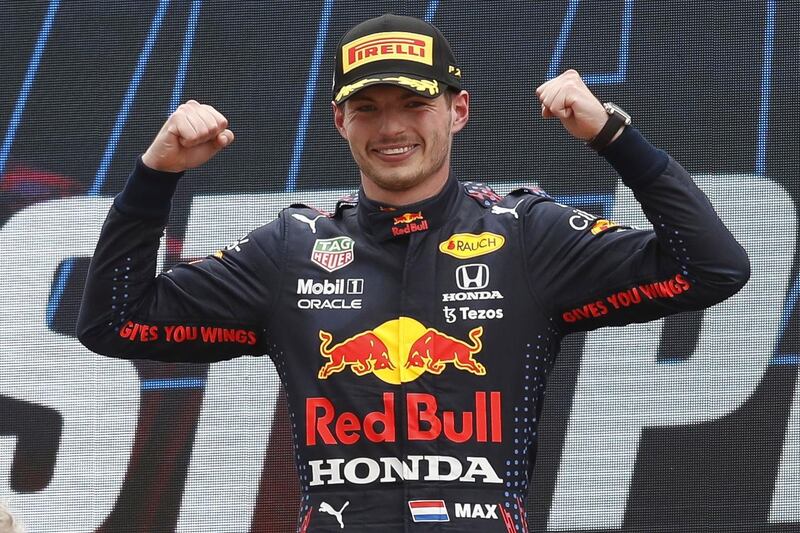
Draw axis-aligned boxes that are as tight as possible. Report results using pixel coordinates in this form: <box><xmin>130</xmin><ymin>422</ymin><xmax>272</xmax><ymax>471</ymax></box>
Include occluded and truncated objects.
<box><xmin>297</xmin><ymin>278</ymin><xmax>364</xmax><ymax>310</ymax></box>
<box><xmin>442</xmin><ymin>264</ymin><xmax>504</xmax><ymax>323</ymax></box>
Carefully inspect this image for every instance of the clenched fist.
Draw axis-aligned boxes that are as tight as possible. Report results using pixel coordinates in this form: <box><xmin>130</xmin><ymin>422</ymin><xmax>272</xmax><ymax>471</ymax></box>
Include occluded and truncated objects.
<box><xmin>142</xmin><ymin>100</ymin><xmax>234</xmax><ymax>173</ymax></box>
<box><xmin>536</xmin><ymin>70</ymin><xmax>611</xmax><ymax>142</ymax></box>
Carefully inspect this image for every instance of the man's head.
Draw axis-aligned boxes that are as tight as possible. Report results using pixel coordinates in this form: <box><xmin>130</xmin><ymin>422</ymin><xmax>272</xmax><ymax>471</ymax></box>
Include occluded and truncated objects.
<box><xmin>331</xmin><ymin>14</ymin><xmax>469</xmax><ymax>204</ymax></box>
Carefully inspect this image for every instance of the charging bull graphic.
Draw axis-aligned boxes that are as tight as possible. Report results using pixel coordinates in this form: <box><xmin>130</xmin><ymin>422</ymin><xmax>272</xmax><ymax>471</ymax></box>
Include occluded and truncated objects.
<box><xmin>318</xmin><ymin>318</ymin><xmax>485</xmax><ymax>382</ymax></box>
<box><xmin>318</xmin><ymin>330</ymin><xmax>395</xmax><ymax>379</ymax></box>
<box><xmin>405</xmin><ymin>327</ymin><xmax>485</xmax><ymax>375</ymax></box>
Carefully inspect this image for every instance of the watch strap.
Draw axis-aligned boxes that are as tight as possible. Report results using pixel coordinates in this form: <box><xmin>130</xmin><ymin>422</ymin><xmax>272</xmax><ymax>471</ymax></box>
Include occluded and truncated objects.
<box><xmin>588</xmin><ymin>103</ymin><xmax>630</xmax><ymax>151</ymax></box>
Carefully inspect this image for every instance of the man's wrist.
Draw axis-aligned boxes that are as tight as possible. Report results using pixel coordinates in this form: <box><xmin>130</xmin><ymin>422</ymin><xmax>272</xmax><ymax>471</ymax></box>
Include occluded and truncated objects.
<box><xmin>600</xmin><ymin>127</ymin><xmax>669</xmax><ymax>188</ymax></box>
<box><xmin>113</xmin><ymin>156</ymin><xmax>184</xmax><ymax>221</ymax></box>
<box><xmin>587</xmin><ymin>103</ymin><xmax>631</xmax><ymax>151</ymax></box>
<box><xmin>141</xmin><ymin>151</ymin><xmax>184</xmax><ymax>174</ymax></box>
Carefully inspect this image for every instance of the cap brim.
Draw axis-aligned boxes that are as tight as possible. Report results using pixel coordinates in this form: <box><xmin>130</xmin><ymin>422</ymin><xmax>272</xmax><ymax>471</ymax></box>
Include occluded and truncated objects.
<box><xmin>334</xmin><ymin>74</ymin><xmax>443</xmax><ymax>104</ymax></box>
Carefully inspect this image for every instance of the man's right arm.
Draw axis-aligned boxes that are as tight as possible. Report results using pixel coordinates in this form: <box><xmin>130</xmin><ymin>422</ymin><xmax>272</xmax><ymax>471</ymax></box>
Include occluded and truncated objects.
<box><xmin>77</xmin><ymin>101</ymin><xmax>283</xmax><ymax>362</ymax></box>
<box><xmin>77</xmin><ymin>157</ymin><xmax>283</xmax><ymax>362</ymax></box>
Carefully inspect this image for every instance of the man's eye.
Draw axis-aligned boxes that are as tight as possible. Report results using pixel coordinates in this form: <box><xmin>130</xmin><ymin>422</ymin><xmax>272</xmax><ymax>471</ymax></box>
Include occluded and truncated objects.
<box><xmin>406</xmin><ymin>101</ymin><xmax>426</xmax><ymax>108</ymax></box>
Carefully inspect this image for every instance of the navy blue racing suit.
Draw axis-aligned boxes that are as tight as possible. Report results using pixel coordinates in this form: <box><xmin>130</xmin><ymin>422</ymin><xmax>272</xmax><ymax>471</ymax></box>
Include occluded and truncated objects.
<box><xmin>78</xmin><ymin>127</ymin><xmax>749</xmax><ymax>532</ymax></box>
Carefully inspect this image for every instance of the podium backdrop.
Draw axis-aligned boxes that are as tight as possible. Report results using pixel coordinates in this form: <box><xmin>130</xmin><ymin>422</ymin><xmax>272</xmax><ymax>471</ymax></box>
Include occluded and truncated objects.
<box><xmin>1</xmin><ymin>1</ymin><xmax>798</xmax><ymax>531</ymax></box>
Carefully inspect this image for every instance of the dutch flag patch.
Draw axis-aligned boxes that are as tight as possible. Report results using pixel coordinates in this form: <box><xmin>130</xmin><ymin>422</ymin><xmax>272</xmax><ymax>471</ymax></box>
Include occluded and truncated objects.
<box><xmin>408</xmin><ymin>500</ymin><xmax>450</xmax><ymax>522</ymax></box>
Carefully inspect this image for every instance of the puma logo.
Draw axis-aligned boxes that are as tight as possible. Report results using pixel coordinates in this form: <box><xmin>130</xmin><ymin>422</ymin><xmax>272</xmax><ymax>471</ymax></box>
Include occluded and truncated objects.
<box><xmin>292</xmin><ymin>213</ymin><xmax>325</xmax><ymax>233</ymax></box>
<box><xmin>319</xmin><ymin>500</ymin><xmax>349</xmax><ymax>529</ymax></box>
<box><xmin>490</xmin><ymin>199</ymin><xmax>525</xmax><ymax>219</ymax></box>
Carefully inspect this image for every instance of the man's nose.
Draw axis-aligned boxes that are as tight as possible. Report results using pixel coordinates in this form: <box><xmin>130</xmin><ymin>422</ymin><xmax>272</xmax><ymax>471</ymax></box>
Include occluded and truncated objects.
<box><xmin>377</xmin><ymin>108</ymin><xmax>405</xmax><ymax>136</ymax></box>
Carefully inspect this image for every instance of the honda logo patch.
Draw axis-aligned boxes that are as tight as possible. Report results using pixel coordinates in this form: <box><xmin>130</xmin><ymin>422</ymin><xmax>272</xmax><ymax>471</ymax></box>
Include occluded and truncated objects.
<box><xmin>456</xmin><ymin>264</ymin><xmax>489</xmax><ymax>290</ymax></box>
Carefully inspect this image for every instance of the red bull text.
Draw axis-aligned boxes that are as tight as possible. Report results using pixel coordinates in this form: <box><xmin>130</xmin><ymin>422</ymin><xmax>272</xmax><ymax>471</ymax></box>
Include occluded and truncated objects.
<box><xmin>306</xmin><ymin>391</ymin><xmax>502</xmax><ymax>445</ymax></box>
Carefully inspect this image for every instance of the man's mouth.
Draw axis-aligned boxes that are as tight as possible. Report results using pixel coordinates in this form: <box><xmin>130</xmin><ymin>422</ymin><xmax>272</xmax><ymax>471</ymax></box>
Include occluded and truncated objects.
<box><xmin>376</xmin><ymin>145</ymin><xmax>415</xmax><ymax>155</ymax></box>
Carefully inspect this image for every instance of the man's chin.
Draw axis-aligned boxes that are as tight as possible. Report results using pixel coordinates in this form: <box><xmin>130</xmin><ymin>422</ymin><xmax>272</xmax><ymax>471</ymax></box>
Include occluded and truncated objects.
<box><xmin>363</xmin><ymin>168</ymin><xmax>424</xmax><ymax>192</ymax></box>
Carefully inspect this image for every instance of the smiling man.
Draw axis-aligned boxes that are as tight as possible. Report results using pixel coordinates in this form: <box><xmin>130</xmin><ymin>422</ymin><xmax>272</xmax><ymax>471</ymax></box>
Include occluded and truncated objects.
<box><xmin>78</xmin><ymin>14</ymin><xmax>749</xmax><ymax>533</ymax></box>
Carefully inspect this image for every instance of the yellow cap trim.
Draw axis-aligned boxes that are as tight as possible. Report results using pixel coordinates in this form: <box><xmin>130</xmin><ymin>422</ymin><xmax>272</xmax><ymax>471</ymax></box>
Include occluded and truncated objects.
<box><xmin>335</xmin><ymin>76</ymin><xmax>439</xmax><ymax>103</ymax></box>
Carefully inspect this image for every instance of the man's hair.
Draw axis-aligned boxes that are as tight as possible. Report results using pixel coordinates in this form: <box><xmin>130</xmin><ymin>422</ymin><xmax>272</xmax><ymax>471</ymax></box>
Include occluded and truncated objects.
<box><xmin>340</xmin><ymin>86</ymin><xmax>459</xmax><ymax>110</ymax></box>
<box><xmin>443</xmin><ymin>89</ymin><xmax>455</xmax><ymax>106</ymax></box>
<box><xmin>0</xmin><ymin>502</ymin><xmax>25</xmax><ymax>533</ymax></box>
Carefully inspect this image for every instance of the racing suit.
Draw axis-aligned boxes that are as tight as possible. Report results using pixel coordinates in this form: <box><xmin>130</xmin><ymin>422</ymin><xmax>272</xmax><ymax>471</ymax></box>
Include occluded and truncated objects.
<box><xmin>77</xmin><ymin>127</ymin><xmax>749</xmax><ymax>532</ymax></box>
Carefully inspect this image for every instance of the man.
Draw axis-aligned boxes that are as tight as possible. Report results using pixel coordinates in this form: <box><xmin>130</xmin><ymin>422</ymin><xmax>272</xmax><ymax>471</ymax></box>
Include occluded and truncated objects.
<box><xmin>78</xmin><ymin>14</ymin><xmax>749</xmax><ymax>533</ymax></box>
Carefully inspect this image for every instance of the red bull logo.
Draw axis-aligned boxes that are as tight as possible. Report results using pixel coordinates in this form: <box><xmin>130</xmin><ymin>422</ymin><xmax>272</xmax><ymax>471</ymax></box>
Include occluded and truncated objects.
<box><xmin>317</xmin><ymin>317</ymin><xmax>485</xmax><ymax>384</ymax></box>
<box><xmin>306</xmin><ymin>391</ymin><xmax>502</xmax><ymax>446</ymax></box>
<box><xmin>391</xmin><ymin>211</ymin><xmax>429</xmax><ymax>236</ymax></box>
<box><xmin>405</xmin><ymin>327</ymin><xmax>485</xmax><ymax>375</ymax></box>
<box><xmin>318</xmin><ymin>331</ymin><xmax>394</xmax><ymax>379</ymax></box>
<box><xmin>393</xmin><ymin>211</ymin><xmax>424</xmax><ymax>225</ymax></box>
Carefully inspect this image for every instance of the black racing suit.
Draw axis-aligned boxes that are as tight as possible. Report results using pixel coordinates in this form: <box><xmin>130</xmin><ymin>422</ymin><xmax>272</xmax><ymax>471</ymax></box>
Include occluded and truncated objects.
<box><xmin>78</xmin><ymin>127</ymin><xmax>749</xmax><ymax>532</ymax></box>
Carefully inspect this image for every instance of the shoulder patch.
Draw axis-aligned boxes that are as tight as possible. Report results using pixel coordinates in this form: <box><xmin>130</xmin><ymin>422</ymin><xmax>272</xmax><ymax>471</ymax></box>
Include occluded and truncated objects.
<box><xmin>589</xmin><ymin>218</ymin><xmax>630</xmax><ymax>236</ymax></box>
<box><xmin>462</xmin><ymin>181</ymin><xmax>502</xmax><ymax>208</ymax></box>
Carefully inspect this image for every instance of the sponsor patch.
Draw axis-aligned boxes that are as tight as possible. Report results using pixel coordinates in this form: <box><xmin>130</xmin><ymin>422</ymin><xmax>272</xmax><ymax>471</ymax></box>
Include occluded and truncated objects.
<box><xmin>393</xmin><ymin>211</ymin><xmax>424</xmax><ymax>225</ymax></box>
<box><xmin>590</xmin><ymin>218</ymin><xmax>622</xmax><ymax>235</ymax></box>
<box><xmin>306</xmin><ymin>391</ymin><xmax>502</xmax><ymax>446</ymax></box>
<box><xmin>392</xmin><ymin>211</ymin><xmax>429</xmax><ymax>236</ymax></box>
<box><xmin>443</xmin><ymin>305</ymin><xmax>504</xmax><ymax>323</ymax></box>
<box><xmin>308</xmin><ymin>456</ymin><xmax>502</xmax><ymax>487</ymax></box>
<box><xmin>317</xmin><ymin>317</ymin><xmax>485</xmax><ymax>383</ymax></box>
<box><xmin>342</xmin><ymin>31</ymin><xmax>433</xmax><ymax>73</ymax></box>
<box><xmin>292</xmin><ymin>213</ymin><xmax>325</xmax><ymax>234</ymax></box>
<box><xmin>439</xmin><ymin>233</ymin><xmax>505</xmax><ymax>259</ymax></box>
<box><xmin>319</xmin><ymin>501</ymin><xmax>349</xmax><ymax>529</ymax></box>
<box><xmin>311</xmin><ymin>236</ymin><xmax>354</xmax><ymax>272</ymax></box>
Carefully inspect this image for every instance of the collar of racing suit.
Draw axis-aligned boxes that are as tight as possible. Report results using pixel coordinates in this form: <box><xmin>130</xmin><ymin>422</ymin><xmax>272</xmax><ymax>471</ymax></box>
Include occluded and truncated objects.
<box><xmin>356</xmin><ymin>173</ymin><xmax>462</xmax><ymax>242</ymax></box>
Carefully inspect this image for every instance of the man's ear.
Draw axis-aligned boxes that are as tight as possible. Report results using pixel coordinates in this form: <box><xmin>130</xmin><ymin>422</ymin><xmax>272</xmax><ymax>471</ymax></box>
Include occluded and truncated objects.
<box><xmin>332</xmin><ymin>101</ymin><xmax>348</xmax><ymax>139</ymax></box>
<box><xmin>450</xmin><ymin>90</ymin><xmax>470</xmax><ymax>134</ymax></box>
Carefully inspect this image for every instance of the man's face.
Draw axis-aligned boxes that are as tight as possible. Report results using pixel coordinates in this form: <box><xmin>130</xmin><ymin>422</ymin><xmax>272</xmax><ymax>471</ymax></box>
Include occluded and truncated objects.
<box><xmin>333</xmin><ymin>85</ymin><xmax>469</xmax><ymax>197</ymax></box>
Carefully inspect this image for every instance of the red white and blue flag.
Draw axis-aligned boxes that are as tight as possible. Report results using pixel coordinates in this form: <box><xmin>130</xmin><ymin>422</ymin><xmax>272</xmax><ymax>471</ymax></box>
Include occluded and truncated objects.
<box><xmin>408</xmin><ymin>500</ymin><xmax>450</xmax><ymax>522</ymax></box>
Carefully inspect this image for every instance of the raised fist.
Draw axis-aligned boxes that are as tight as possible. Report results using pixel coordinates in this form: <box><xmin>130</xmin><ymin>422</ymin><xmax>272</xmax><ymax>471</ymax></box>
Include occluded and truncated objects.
<box><xmin>141</xmin><ymin>100</ymin><xmax>234</xmax><ymax>173</ymax></box>
<box><xmin>536</xmin><ymin>69</ymin><xmax>610</xmax><ymax>142</ymax></box>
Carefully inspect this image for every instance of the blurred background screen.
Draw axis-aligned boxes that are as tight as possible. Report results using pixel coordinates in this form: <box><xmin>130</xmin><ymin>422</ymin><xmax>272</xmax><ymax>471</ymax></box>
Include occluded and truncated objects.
<box><xmin>0</xmin><ymin>1</ymin><xmax>797</xmax><ymax>531</ymax></box>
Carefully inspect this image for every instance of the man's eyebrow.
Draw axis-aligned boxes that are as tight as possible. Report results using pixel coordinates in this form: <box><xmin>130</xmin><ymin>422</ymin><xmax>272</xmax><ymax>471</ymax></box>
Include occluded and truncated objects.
<box><xmin>347</xmin><ymin>95</ymin><xmax>375</xmax><ymax>104</ymax></box>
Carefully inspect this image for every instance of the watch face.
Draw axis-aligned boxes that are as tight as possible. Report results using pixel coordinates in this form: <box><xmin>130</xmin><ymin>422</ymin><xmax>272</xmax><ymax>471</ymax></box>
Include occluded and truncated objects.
<box><xmin>605</xmin><ymin>102</ymin><xmax>632</xmax><ymax>125</ymax></box>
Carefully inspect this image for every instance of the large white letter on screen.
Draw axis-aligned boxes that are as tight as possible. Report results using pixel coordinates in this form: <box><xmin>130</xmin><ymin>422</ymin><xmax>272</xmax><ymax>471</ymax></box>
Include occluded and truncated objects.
<box><xmin>549</xmin><ymin>176</ymin><xmax>793</xmax><ymax>530</ymax></box>
<box><xmin>0</xmin><ymin>197</ymin><xmax>140</xmax><ymax>530</ymax></box>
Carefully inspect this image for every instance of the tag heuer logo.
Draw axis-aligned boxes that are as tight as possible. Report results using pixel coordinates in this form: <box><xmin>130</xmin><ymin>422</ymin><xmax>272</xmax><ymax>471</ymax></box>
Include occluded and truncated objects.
<box><xmin>311</xmin><ymin>236</ymin><xmax>355</xmax><ymax>272</ymax></box>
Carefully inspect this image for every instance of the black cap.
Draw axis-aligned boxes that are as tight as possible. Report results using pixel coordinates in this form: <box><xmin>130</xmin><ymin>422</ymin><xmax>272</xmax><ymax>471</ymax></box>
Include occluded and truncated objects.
<box><xmin>332</xmin><ymin>14</ymin><xmax>462</xmax><ymax>104</ymax></box>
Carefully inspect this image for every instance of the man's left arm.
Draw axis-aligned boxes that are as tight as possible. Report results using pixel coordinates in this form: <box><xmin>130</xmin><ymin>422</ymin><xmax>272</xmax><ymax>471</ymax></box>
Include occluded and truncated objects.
<box><xmin>529</xmin><ymin>70</ymin><xmax>750</xmax><ymax>333</ymax></box>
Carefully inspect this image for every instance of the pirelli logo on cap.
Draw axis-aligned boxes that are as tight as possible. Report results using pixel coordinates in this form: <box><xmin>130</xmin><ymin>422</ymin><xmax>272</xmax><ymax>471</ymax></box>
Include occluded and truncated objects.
<box><xmin>342</xmin><ymin>31</ymin><xmax>433</xmax><ymax>73</ymax></box>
